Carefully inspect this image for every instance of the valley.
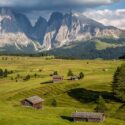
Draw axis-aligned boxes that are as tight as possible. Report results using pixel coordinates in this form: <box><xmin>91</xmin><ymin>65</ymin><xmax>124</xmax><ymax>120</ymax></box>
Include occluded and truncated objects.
<box><xmin>0</xmin><ymin>56</ymin><xmax>125</xmax><ymax>125</ymax></box>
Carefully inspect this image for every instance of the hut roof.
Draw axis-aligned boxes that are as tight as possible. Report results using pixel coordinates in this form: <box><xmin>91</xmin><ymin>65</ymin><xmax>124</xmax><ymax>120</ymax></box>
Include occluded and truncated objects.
<box><xmin>53</xmin><ymin>75</ymin><xmax>63</xmax><ymax>78</ymax></box>
<box><xmin>26</xmin><ymin>96</ymin><xmax>44</xmax><ymax>104</ymax></box>
<box><xmin>71</xmin><ymin>75</ymin><xmax>79</xmax><ymax>78</ymax></box>
<box><xmin>72</xmin><ymin>112</ymin><xmax>104</xmax><ymax>119</ymax></box>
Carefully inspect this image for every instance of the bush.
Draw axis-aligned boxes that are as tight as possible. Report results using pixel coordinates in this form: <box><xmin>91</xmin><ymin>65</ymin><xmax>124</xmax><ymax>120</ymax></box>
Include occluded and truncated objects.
<box><xmin>23</xmin><ymin>75</ymin><xmax>30</xmax><ymax>81</ymax></box>
<box><xmin>95</xmin><ymin>96</ymin><xmax>107</xmax><ymax>113</ymax></box>
<box><xmin>34</xmin><ymin>73</ymin><xmax>37</xmax><ymax>78</ymax></box>
<box><xmin>51</xmin><ymin>99</ymin><xmax>57</xmax><ymax>107</ymax></box>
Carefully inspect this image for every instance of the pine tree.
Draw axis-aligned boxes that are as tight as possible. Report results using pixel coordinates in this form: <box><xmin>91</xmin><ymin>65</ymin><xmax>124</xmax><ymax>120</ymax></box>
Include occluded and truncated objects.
<box><xmin>67</xmin><ymin>69</ymin><xmax>74</xmax><ymax>77</ymax></box>
<box><xmin>4</xmin><ymin>69</ymin><xmax>8</xmax><ymax>77</ymax></box>
<box><xmin>95</xmin><ymin>96</ymin><xmax>107</xmax><ymax>113</ymax></box>
<box><xmin>79</xmin><ymin>72</ymin><xmax>84</xmax><ymax>79</ymax></box>
<box><xmin>112</xmin><ymin>64</ymin><xmax>125</xmax><ymax>102</ymax></box>
<box><xmin>53</xmin><ymin>71</ymin><xmax>58</xmax><ymax>75</ymax></box>
<box><xmin>0</xmin><ymin>69</ymin><xmax>3</xmax><ymax>77</ymax></box>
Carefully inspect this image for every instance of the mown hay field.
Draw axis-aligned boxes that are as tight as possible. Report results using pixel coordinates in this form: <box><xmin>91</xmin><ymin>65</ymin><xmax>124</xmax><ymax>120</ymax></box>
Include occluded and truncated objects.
<box><xmin>0</xmin><ymin>56</ymin><xmax>125</xmax><ymax>125</ymax></box>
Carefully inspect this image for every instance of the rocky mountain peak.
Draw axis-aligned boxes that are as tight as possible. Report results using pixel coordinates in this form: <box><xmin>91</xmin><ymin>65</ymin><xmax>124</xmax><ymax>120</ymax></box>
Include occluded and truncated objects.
<box><xmin>35</xmin><ymin>16</ymin><xmax>47</xmax><ymax>27</ymax></box>
<box><xmin>30</xmin><ymin>16</ymin><xmax>47</xmax><ymax>43</ymax></box>
<box><xmin>48</xmin><ymin>12</ymin><xmax>63</xmax><ymax>25</ymax></box>
<box><xmin>0</xmin><ymin>8</ymin><xmax>125</xmax><ymax>54</ymax></box>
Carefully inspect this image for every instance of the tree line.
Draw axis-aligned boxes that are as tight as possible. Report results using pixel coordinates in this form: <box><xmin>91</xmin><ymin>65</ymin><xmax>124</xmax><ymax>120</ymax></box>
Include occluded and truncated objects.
<box><xmin>0</xmin><ymin>69</ymin><xmax>13</xmax><ymax>77</ymax></box>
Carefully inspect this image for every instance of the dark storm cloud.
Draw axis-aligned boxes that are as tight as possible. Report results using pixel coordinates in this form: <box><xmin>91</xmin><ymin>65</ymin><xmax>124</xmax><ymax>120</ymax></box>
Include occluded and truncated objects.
<box><xmin>0</xmin><ymin>0</ymin><xmax>120</xmax><ymax>11</ymax></box>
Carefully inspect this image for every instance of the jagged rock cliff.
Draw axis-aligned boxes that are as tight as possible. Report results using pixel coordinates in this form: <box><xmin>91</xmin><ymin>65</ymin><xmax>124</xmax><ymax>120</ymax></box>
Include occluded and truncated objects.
<box><xmin>0</xmin><ymin>8</ymin><xmax>124</xmax><ymax>54</ymax></box>
<box><xmin>43</xmin><ymin>12</ymin><xmax>124</xmax><ymax>50</ymax></box>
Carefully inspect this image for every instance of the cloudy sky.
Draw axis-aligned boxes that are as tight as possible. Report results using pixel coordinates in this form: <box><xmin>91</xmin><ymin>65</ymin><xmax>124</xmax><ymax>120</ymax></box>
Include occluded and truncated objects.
<box><xmin>0</xmin><ymin>0</ymin><xmax>125</xmax><ymax>29</ymax></box>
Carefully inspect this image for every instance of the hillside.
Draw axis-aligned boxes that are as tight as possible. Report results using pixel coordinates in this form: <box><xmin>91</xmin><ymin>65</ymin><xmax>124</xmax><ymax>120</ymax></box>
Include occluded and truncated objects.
<box><xmin>45</xmin><ymin>38</ymin><xmax>125</xmax><ymax>59</ymax></box>
<box><xmin>0</xmin><ymin>56</ymin><xmax>125</xmax><ymax>125</ymax></box>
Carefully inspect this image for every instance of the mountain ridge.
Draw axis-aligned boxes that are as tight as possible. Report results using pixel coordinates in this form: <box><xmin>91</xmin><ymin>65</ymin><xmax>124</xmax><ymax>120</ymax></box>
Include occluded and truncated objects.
<box><xmin>0</xmin><ymin>7</ymin><xmax>125</xmax><ymax>57</ymax></box>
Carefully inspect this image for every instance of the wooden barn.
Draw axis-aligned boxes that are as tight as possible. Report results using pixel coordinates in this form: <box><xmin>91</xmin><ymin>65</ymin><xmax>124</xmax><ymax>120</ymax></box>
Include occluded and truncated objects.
<box><xmin>72</xmin><ymin>112</ymin><xmax>105</xmax><ymax>122</ymax></box>
<box><xmin>53</xmin><ymin>75</ymin><xmax>63</xmax><ymax>83</ymax></box>
<box><xmin>21</xmin><ymin>96</ymin><xmax>44</xmax><ymax>109</ymax></box>
<box><xmin>70</xmin><ymin>75</ymin><xmax>79</xmax><ymax>81</ymax></box>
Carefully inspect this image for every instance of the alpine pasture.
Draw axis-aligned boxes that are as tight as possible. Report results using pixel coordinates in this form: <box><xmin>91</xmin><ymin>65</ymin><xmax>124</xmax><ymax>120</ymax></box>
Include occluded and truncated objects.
<box><xmin>0</xmin><ymin>56</ymin><xmax>125</xmax><ymax>125</ymax></box>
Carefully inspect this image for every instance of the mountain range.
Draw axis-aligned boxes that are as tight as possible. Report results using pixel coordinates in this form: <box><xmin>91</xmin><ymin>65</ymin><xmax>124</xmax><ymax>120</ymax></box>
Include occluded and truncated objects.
<box><xmin>0</xmin><ymin>8</ymin><xmax>125</xmax><ymax>58</ymax></box>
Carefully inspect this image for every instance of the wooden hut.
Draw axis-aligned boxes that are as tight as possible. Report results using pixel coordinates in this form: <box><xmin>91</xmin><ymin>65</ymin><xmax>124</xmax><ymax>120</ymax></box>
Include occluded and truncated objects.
<box><xmin>53</xmin><ymin>75</ymin><xmax>63</xmax><ymax>83</ymax></box>
<box><xmin>72</xmin><ymin>112</ymin><xmax>105</xmax><ymax>122</ymax></box>
<box><xmin>70</xmin><ymin>75</ymin><xmax>79</xmax><ymax>81</ymax></box>
<box><xmin>21</xmin><ymin>96</ymin><xmax>44</xmax><ymax>109</ymax></box>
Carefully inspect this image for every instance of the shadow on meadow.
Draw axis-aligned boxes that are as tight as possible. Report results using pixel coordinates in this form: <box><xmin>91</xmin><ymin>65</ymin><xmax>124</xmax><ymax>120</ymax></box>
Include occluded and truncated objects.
<box><xmin>61</xmin><ymin>116</ymin><xmax>73</xmax><ymax>122</ymax></box>
<box><xmin>40</xmin><ymin>80</ymin><xmax>53</xmax><ymax>84</ymax></box>
<box><xmin>114</xmin><ymin>104</ymin><xmax>125</xmax><ymax>120</ymax></box>
<box><xmin>68</xmin><ymin>88</ymin><xmax>119</xmax><ymax>103</ymax></box>
<box><xmin>119</xmin><ymin>104</ymin><xmax>125</xmax><ymax>110</ymax></box>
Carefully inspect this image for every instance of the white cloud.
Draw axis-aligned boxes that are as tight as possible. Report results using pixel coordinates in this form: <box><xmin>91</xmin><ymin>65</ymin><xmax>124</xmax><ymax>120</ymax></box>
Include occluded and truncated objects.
<box><xmin>83</xmin><ymin>9</ymin><xmax>125</xmax><ymax>30</ymax></box>
<box><xmin>0</xmin><ymin>0</ymin><xmax>119</xmax><ymax>11</ymax></box>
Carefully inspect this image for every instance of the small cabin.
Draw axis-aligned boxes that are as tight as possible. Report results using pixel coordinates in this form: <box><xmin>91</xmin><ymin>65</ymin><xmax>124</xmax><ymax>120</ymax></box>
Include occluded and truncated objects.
<box><xmin>21</xmin><ymin>96</ymin><xmax>44</xmax><ymax>109</ymax></box>
<box><xmin>72</xmin><ymin>112</ymin><xmax>105</xmax><ymax>122</ymax></box>
<box><xmin>53</xmin><ymin>75</ymin><xmax>63</xmax><ymax>83</ymax></box>
<box><xmin>70</xmin><ymin>76</ymin><xmax>79</xmax><ymax>81</ymax></box>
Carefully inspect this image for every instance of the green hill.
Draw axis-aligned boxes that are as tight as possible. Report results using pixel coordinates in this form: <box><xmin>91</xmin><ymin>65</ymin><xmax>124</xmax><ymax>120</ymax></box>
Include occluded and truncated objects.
<box><xmin>45</xmin><ymin>38</ymin><xmax>125</xmax><ymax>59</ymax></box>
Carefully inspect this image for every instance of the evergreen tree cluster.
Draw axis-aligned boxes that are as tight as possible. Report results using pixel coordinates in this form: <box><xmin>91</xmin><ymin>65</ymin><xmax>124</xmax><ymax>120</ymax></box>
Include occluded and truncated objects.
<box><xmin>112</xmin><ymin>64</ymin><xmax>125</xmax><ymax>102</ymax></box>
<box><xmin>0</xmin><ymin>69</ymin><xmax>13</xmax><ymax>78</ymax></box>
<box><xmin>67</xmin><ymin>69</ymin><xmax>84</xmax><ymax>79</ymax></box>
<box><xmin>23</xmin><ymin>75</ymin><xmax>31</xmax><ymax>81</ymax></box>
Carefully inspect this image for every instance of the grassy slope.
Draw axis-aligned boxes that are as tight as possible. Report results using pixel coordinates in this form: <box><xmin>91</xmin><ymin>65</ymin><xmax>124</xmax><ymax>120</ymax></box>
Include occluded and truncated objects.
<box><xmin>46</xmin><ymin>39</ymin><xmax>125</xmax><ymax>59</ymax></box>
<box><xmin>95</xmin><ymin>40</ymin><xmax>118</xmax><ymax>50</ymax></box>
<box><xmin>0</xmin><ymin>56</ymin><xmax>125</xmax><ymax>125</ymax></box>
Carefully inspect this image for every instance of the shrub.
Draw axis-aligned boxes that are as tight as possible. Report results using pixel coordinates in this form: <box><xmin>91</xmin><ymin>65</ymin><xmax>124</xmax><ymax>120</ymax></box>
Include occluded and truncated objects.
<box><xmin>23</xmin><ymin>75</ymin><xmax>31</xmax><ymax>81</ymax></box>
<box><xmin>95</xmin><ymin>96</ymin><xmax>107</xmax><ymax>113</ymax></box>
<box><xmin>51</xmin><ymin>99</ymin><xmax>57</xmax><ymax>107</ymax></box>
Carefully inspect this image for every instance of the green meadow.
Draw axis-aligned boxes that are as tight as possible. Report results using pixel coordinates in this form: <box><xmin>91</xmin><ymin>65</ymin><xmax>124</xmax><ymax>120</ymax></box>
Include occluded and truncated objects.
<box><xmin>0</xmin><ymin>56</ymin><xmax>125</xmax><ymax>125</ymax></box>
